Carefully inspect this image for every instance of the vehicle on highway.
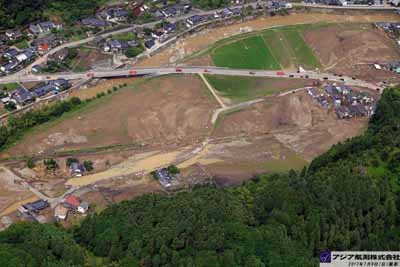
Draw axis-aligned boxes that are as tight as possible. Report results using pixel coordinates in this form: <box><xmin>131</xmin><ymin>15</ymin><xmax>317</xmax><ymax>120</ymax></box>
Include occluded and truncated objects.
<box><xmin>323</xmin><ymin>77</ymin><xmax>328</xmax><ymax>80</ymax></box>
<box><xmin>305</xmin><ymin>75</ymin><xmax>309</xmax><ymax>79</ymax></box>
<box><xmin>86</xmin><ymin>72</ymin><xmax>95</xmax><ymax>78</ymax></box>
<box><xmin>175</xmin><ymin>68</ymin><xmax>183</xmax><ymax>72</ymax></box>
<box><xmin>249</xmin><ymin>71</ymin><xmax>255</xmax><ymax>75</ymax></box>
<box><xmin>276</xmin><ymin>71</ymin><xmax>285</xmax><ymax>76</ymax></box>
<box><xmin>129</xmin><ymin>70</ymin><xmax>137</xmax><ymax>75</ymax></box>
<box><xmin>203</xmin><ymin>69</ymin><xmax>211</xmax><ymax>73</ymax></box>
<box><xmin>289</xmin><ymin>74</ymin><xmax>294</xmax><ymax>78</ymax></box>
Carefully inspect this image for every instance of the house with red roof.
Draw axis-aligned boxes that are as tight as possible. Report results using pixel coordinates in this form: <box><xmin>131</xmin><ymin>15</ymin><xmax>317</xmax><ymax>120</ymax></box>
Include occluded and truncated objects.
<box><xmin>64</xmin><ymin>195</ymin><xmax>81</xmax><ymax>210</ymax></box>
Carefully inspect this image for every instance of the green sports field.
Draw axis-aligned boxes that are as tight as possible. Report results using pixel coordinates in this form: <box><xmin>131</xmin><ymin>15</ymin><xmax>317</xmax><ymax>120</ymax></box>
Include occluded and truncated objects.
<box><xmin>211</xmin><ymin>36</ymin><xmax>280</xmax><ymax>70</ymax></box>
<box><xmin>210</xmin><ymin>26</ymin><xmax>321</xmax><ymax>70</ymax></box>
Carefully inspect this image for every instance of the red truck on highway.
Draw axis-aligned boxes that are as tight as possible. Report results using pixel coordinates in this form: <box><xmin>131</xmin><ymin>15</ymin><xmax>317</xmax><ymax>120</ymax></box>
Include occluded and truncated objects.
<box><xmin>276</xmin><ymin>71</ymin><xmax>285</xmax><ymax>76</ymax></box>
<box><xmin>175</xmin><ymin>68</ymin><xmax>183</xmax><ymax>72</ymax></box>
<box><xmin>129</xmin><ymin>70</ymin><xmax>137</xmax><ymax>75</ymax></box>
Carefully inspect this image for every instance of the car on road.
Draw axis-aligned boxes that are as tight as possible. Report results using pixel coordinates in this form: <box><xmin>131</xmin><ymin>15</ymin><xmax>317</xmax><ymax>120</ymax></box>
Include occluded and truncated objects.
<box><xmin>129</xmin><ymin>70</ymin><xmax>137</xmax><ymax>75</ymax></box>
<box><xmin>175</xmin><ymin>68</ymin><xmax>183</xmax><ymax>72</ymax></box>
<box><xmin>249</xmin><ymin>71</ymin><xmax>255</xmax><ymax>75</ymax></box>
<box><xmin>203</xmin><ymin>69</ymin><xmax>211</xmax><ymax>73</ymax></box>
<box><xmin>276</xmin><ymin>71</ymin><xmax>285</xmax><ymax>76</ymax></box>
<box><xmin>305</xmin><ymin>75</ymin><xmax>309</xmax><ymax>79</ymax></box>
<box><xmin>289</xmin><ymin>74</ymin><xmax>294</xmax><ymax>78</ymax></box>
<box><xmin>323</xmin><ymin>77</ymin><xmax>328</xmax><ymax>80</ymax></box>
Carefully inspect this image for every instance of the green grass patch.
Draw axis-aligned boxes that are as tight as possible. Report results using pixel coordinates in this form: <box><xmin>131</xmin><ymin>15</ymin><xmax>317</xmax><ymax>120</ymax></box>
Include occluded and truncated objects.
<box><xmin>0</xmin><ymin>82</ymin><xmax>20</xmax><ymax>92</ymax></box>
<box><xmin>189</xmin><ymin>23</ymin><xmax>329</xmax><ymax>70</ymax></box>
<box><xmin>211</xmin><ymin>36</ymin><xmax>280</xmax><ymax>70</ymax></box>
<box><xmin>281</xmin><ymin>30</ymin><xmax>320</xmax><ymax>69</ymax></box>
<box><xmin>113</xmin><ymin>32</ymin><xmax>136</xmax><ymax>42</ymax></box>
<box><xmin>262</xmin><ymin>31</ymin><xmax>292</xmax><ymax>69</ymax></box>
<box><xmin>205</xmin><ymin>74</ymin><xmax>308</xmax><ymax>103</ymax></box>
<box><xmin>14</xmin><ymin>40</ymin><xmax>30</xmax><ymax>49</ymax></box>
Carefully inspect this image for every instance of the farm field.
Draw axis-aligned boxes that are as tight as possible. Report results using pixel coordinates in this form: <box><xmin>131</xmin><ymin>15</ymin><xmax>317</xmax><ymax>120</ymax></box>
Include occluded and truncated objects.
<box><xmin>3</xmin><ymin>75</ymin><xmax>218</xmax><ymax>158</ymax></box>
<box><xmin>205</xmin><ymin>74</ymin><xmax>316</xmax><ymax>104</ymax></box>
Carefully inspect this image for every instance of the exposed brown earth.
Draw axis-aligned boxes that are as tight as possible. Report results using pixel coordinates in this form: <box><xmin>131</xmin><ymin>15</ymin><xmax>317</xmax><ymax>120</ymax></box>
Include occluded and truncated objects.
<box><xmin>4</xmin><ymin>75</ymin><xmax>218</xmax><ymax>157</ymax></box>
<box><xmin>303</xmin><ymin>24</ymin><xmax>400</xmax><ymax>82</ymax></box>
<box><xmin>212</xmin><ymin>91</ymin><xmax>366</xmax><ymax>160</ymax></box>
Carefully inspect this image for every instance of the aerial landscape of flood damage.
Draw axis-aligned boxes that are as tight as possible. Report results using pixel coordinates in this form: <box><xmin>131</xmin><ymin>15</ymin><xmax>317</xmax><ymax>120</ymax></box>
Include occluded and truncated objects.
<box><xmin>1</xmin><ymin>0</ymin><xmax>400</xmax><ymax>266</ymax></box>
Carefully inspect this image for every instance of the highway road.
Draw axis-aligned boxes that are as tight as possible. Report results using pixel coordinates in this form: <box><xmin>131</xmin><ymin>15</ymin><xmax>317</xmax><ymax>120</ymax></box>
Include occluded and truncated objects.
<box><xmin>0</xmin><ymin>66</ymin><xmax>380</xmax><ymax>90</ymax></box>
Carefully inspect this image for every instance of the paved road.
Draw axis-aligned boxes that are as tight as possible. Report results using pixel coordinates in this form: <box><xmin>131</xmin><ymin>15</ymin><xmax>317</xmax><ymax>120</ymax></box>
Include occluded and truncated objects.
<box><xmin>0</xmin><ymin>66</ymin><xmax>380</xmax><ymax>90</ymax></box>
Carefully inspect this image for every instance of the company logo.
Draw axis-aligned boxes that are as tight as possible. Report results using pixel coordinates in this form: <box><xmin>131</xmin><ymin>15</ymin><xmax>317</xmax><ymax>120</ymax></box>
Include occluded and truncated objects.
<box><xmin>320</xmin><ymin>251</ymin><xmax>331</xmax><ymax>263</ymax></box>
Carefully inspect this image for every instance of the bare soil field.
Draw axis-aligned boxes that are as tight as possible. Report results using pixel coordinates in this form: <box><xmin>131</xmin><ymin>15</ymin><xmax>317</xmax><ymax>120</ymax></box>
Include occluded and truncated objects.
<box><xmin>0</xmin><ymin>167</ymin><xmax>36</xmax><ymax>215</ymax></box>
<box><xmin>212</xmin><ymin>91</ymin><xmax>366</xmax><ymax>160</ymax></box>
<box><xmin>71</xmin><ymin>47</ymin><xmax>112</xmax><ymax>72</ymax></box>
<box><xmin>136</xmin><ymin>13</ymin><xmax>400</xmax><ymax>67</ymax></box>
<box><xmin>303</xmin><ymin>23</ymin><xmax>400</xmax><ymax>82</ymax></box>
<box><xmin>5</xmin><ymin>75</ymin><xmax>218</xmax><ymax>157</ymax></box>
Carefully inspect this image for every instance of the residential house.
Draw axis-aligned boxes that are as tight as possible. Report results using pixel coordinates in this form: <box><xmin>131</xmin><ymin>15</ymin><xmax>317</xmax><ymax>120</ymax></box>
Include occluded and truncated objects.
<box><xmin>20</xmin><ymin>200</ymin><xmax>49</xmax><ymax>214</ymax></box>
<box><xmin>49</xmin><ymin>48</ymin><xmax>69</xmax><ymax>62</ymax></box>
<box><xmin>32</xmin><ymin>34</ymin><xmax>59</xmax><ymax>52</ymax></box>
<box><xmin>64</xmin><ymin>195</ymin><xmax>81</xmax><ymax>210</ymax></box>
<box><xmin>52</xmin><ymin>79</ymin><xmax>70</xmax><ymax>91</ymax></box>
<box><xmin>30</xmin><ymin>21</ymin><xmax>62</xmax><ymax>35</ymax></box>
<box><xmin>144</xmin><ymin>39</ymin><xmax>155</xmax><ymax>49</ymax></box>
<box><xmin>151</xmin><ymin>30</ymin><xmax>166</xmax><ymax>43</ymax></box>
<box><xmin>15</xmin><ymin>48</ymin><xmax>35</xmax><ymax>63</ymax></box>
<box><xmin>10</xmin><ymin>86</ymin><xmax>35</xmax><ymax>105</ymax></box>
<box><xmin>5</xmin><ymin>30</ymin><xmax>23</xmax><ymax>41</ymax></box>
<box><xmin>54</xmin><ymin>204</ymin><xmax>68</xmax><ymax>220</ymax></box>
<box><xmin>32</xmin><ymin>83</ymin><xmax>55</xmax><ymax>97</ymax></box>
<box><xmin>77</xmin><ymin>201</ymin><xmax>89</xmax><ymax>214</ymax></box>
<box><xmin>29</xmin><ymin>24</ymin><xmax>41</xmax><ymax>35</ymax></box>
<box><xmin>104</xmin><ymin>40</ymin><xmax>129</xmax><ymax>52</ymax></box>
<box><xmin>0</xmin><ymin>61</ymin><xmax>19</xmax><ymax>73</ymax></box>
<box><xmin>105</xmin><ymin>9</ymin><xmax>129</xmax><ymax>22</ymax></box>
<box><xmin>163</xmin><ymin>23</ymin><xmax>177</xmax><ymax>34</ymax></box>
<box><xmin>133</xmin><ymin>3</ymin><xmax>150</xmax><ymax>16</ymax></box>
<box><xmin>154</xmin><ymin>168</ymin><xmax>172</xmax><ymax>187</ymax></box>
<box><xmin>3</xmin><ymin>48</ymin><xmax>19</xmax><ymax>59</ymax></box>
<box><xmin>186</xmin><ymin>15</ymin><xmax>205</xmax><ymax>28</ymax></box>
<box><xmin>71</xmin><ymin>162</ymin><xmax>84</xmax><ymax>177</ymax></box>
<box><xmin>81</xmin><ymin>18</ymin><xmax>108</xmax><ymax>28</ymax></box>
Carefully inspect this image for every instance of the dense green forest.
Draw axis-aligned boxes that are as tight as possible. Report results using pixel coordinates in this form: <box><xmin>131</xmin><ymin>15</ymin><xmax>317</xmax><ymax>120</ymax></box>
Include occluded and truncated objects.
<box><xmin>0</xmin><ymin>87</ymin><xmax>400</xmax><ymax>266</ymax></box>
<box><xmin>0</xmin><ymin>0</ymin><xmax>105</xmax><ymax>28</ymax></box>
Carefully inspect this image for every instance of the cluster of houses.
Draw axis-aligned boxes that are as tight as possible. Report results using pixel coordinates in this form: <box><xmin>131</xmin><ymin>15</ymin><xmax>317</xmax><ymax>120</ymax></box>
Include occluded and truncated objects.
<box><xmin>1</xmin><ymin>79</ymin><xmax>70</xmax><ymax>108</ymax></box>
<box><xmin>0</xmin><ymin>20</ymin><xmax>65</xmax><ymax>75</ymax></box>
<box><xmin>307</xmin><ymin>84</ymin><xmax>376</xmax><ymax>119</ymax></box>
<box><xmin>16</xmin><ymin>195</ymin><xmax>89</xmax><ymax>223</ymax></box>
<box><xmin>0</xmin><ymin>48</ymin><xmax>35</xmax><ymax>74</ymax></box>
<box><xmin>54</xmin><ymin>195</ymin><xmax>89</xmax><ymax>221</ymax></box>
